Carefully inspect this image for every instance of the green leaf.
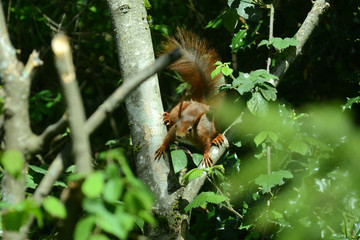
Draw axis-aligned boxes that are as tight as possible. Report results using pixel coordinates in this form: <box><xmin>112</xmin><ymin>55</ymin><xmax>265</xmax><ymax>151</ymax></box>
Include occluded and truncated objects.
<box><xmin>288</xmin><ymin>140</ymin><xmax>308</xmax><ymax>155</ymax></box>
<box><xmin>66</xmin><ymin>165</ymin><xmax>76</xmax><ymax>173</ymax></box>
<box><xmin>211</xmin><ymin>65</ymin><xmax>222</xmax><ymax>79</ymax></box>
<box><xmin>89</xmin><ymin>234</ymin><xmax>110</xmax><ymax>240</ymax></box>
<box><xmin>267</xmin><ymin>131</ymin><xmax>279</xmax><ymax>143</ymax></box>
<box><xmin>233</xmin><ymin>73</ymin><xmax>254</xmax><ymax>95</ymax></box>
<box><xmin>222</xmin><ymin>8</ymin><xmax>239</xmax><ymax>33</ymax></box>
<box><xmin>230</xmin><ymin>29</ymin><xmax>247</xmax><ymax>52</ymax></box>
<box><xmin>29</xmin><ymin>165</ymin><xmax>47</xmax><ymax>175</ymax></box>
<box><xmin>205</xmin><ymin>14</ymin><xmax>223</xmax><ymax>29</ymax></box>
<box><xmin>1</xmin><ymin>150</ymin><xmax>25</xmax><ymax>177</ymax></box>
<box><xmin>254</xmin><ymin>131</ymin><xmax>268</xmax><ymax>146</ymax></box>
<box><xmin>221</xmin><ymin>65</ymin><xmax>233</xmax><ymax>76</ymax></box>
<box><xmin>123</xmin><ymin>188</ymin><xmax>154</xmax><ymax>214</ymax></box>
<box><xmin>54</xmin><ymin>181</ymin><xmax>67</xmax><ymax>188</ymax></box>
<box><xmin>182</xmin><ymin>168</ymin><xmax>205</xmax><ymax>182</ymax></box>
<box><xmin>270</xmin><ymin>37</ymin><xmax>289</xmax><ymax>50</ymax></box>
<box><xmin>247</xmin><ymin>92</ymin><xmax>268</xmax><ymax>117</ymax></box>
<box><xmin>298</xmin><ymin>216</ymin><xmax>311</xmax><ymax>228</ymax></box>
<box><xmin>171</xmin><ymin>150</ymin><xmax>188</xmax><ymax>173</ymax></box>
<box><xmin>97</xmin><ymin>207</ymin><xmax>133</xmax><ymax>239</ymax></box>
<box><xmin>231</xmin><ymin>0</ymin><xmax>263</xmax><ymax>21</ymax></box>
<box><xmin>144</xmin><ymin>0</ymin><xmax>151</xmax><ymax>10</ymax></box>
<box><xmin>239</xmin><ymin>223</ymin><xmax>252</xmax><ymax>230</ymax></box>
<box><xmin>185</xmin><ymin>192</ymin><xmax>228</xmax><ymax>212</ymax></box>
<box><xmin>103</xmin><ymin>178</ymin><xmax>123</xmax><ymax>203</ymax></box>
<box><xmin>342</xmin><ymin>96</ymin><xmax>360</xmax><ymax>110</ymax></box>
<box><xmin>192</xmin><ymin>153</ymin><xmax>203</xmax><ymax>166</ymax></box>
<box><xmin>26</xmin><ymin>174</ymin><xmax>38</xmax><ymax>189</ymax></box>
<box><xmin>284</xmin><ymin>37</ymin><xmax>298</xmax><ymax>46</ymax></box>
<box><xmin>255</xmin><ymin>170</ymin><xmax>293</xmax><ymax>193</ymax></box>
<box><xmin>269</xmin><ymin>37</ymin><xmax>297</xmax><ymax>51</ymax></box>
<box><xmin>138</xmin><ymin>210</ymin><xmax>156</xmax><ymax>226</ymax></box>
<box><xmin>82</xmin><ymin>171</ymin><xmax>105</xmax><ymax>198</ymax></box>
<box><xmin>43</xmin><ymin>196</ymin><xmax>67</xmax><ymax>219</ymax></box>
<box><xmin>258</xmin><ymin>39</ymin><xmax>270</xmax><ymax>48</ymax></box>
<box><xmin>259</xmin><ymin>83</ymin><xmax>277</xmax><ymax>101</ymax></box>
<box><xmin>74</xmin><ymin>216</ymin><xmax>96</xmax><ymax>240</ymax></box>
<box><xmin>2</xmin><ymin>210</ymin><xmax>28</xmax><ymax>231</ymax></box>
<box><xmin>251</xmin><ymin>69</ymin><xmax>278</xmax><ymax>81</ymax></box>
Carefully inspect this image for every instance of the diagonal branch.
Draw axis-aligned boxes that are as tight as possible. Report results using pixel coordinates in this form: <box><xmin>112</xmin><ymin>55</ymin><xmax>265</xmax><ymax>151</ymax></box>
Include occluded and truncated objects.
<box><xmin>271</xmin><ymin>0</ymin><xmax>330</xmax><ymax>85</ymax></box>
<box><xmin>85</xmin><ymin>48</ymin><xmax>182</xmax><ymax>134</ymax></box>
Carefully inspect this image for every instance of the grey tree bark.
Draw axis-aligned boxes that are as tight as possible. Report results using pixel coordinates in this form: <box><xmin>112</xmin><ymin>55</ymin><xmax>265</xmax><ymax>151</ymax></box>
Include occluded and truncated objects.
<box><xmin>106</xmin><ymin>0</ymin><xmax>191</xmax><ymax>238</ymax></box>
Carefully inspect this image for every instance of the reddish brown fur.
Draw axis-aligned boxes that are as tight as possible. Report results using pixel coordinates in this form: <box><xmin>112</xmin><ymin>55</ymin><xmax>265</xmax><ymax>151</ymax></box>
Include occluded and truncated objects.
<box><xmin>155</xmin><ymin>29</ymin><xmax>225</xmax><ymax>167</ymax></box>
<box><xmin>159</xmin><ymin>28</ymin><xmax>224</xmax><ymax>106</ymax></box>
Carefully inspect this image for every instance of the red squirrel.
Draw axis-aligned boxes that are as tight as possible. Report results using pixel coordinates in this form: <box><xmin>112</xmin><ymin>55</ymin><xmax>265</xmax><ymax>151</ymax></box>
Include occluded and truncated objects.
<box><xmin>155</xmin><ymin>29</ymin><xmax>225</xmax><ymax>167</ymax></box>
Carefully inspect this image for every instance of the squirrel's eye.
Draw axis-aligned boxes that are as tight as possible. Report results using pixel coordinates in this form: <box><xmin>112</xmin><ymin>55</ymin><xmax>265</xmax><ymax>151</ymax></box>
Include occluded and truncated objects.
<box><xmin>187</xmin><ymin>127</ymin><xmax>192</xmax><ymax>133</ymax></box>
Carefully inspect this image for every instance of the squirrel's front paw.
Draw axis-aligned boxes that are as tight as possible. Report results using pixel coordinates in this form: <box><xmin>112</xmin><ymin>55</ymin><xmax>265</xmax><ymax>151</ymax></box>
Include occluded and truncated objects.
<box><xmin>155</xmin><ymin>145</ymin><xmax>166</xmax><ymax>160</ymax></box>
<box><xmin>211</xmin><ymin>134</ymin><xmax>224</xmax><ymax>146</ymax></box>
<box><xmin>162</xmin><ymin>112</ymin><xmax>171</xmax><ymax>126</ymax></box>
<box><xmin>201</xmin><ymin>153</ymin><xmax>213</xmax><ymax>167</ymax></box>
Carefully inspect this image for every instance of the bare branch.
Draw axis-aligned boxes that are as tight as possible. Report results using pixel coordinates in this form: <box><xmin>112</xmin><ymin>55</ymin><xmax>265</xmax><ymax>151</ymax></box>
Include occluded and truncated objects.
<box><xmin>21</xmin><ymin>46</ymin><xmax>183</xmax><ymax>235</ymax></box>
<box><xmin>271</xmin><ymin>0</ymin><xmax>330</xmax><ymax>85</ymax></box>
<box><xmin>182</xmin><ymin>137</ymin><xmax>230</xmax><ymax>202</ymax></box>
<box><xmin>85</xmin><ymin>48</ymin><xmax>181</xmax><ymax>134</ymax></box>
<box><xmin>266</xmin><ymin>1</ymin><xmax>275</xmax><ymax>74</ymax></box>
<box><xmin>52</xmin><ymin>34</ymin><xmax>92</xmax><ymax>175</ymax></box>
<box><xmin>26</xmin><ymin>114</ymin><xmax>69</xmax><ymax>155</ymax></box>
<box><xmin>22</xmin><ymin>50</ymin><xmax>44</xmax><ymax>80</ymax></box>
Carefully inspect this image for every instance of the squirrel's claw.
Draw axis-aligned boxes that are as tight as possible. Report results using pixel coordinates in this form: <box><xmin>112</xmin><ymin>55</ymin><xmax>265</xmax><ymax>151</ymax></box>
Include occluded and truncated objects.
<box><xmin>201</xmin><ymin>153</ymin><xmax>213</xmax><ymax>167</ymax></box>
<box><xmin>163</xmin><ymin>112</ymin><xmax>171</xmax><ymax>126</ymax></box>
<box><xmin>155</xmin><ymin>145</ymin><xmax>166</xmax><ymax>160</ymax></box>
<box><xmin>211</xmin><ymin>134</ymin><xmax>224</xmax><ymax>146</ymax></box>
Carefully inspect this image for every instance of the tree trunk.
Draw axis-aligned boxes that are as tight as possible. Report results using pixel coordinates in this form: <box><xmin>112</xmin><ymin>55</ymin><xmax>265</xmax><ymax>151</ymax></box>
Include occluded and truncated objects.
<box><xmin>106</xmin><ymin>0</ymin><xmax>187</xmax><ymax>238</ymax></box>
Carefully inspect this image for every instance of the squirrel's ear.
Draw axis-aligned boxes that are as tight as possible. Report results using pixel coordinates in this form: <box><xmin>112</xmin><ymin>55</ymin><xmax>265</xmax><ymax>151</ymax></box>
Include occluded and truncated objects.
<box><xmin>193</xmin><ymin>112</ymin><xmax>206</xmax><ymax>126</ymax></box>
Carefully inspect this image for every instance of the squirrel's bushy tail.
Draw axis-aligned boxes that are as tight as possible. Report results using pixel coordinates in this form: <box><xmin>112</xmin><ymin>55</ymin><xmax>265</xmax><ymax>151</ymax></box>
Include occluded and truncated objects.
<box><xmin>160</xmin><ymin>28</ymin><xmax>224</xmax><ymax>106</ymax></box>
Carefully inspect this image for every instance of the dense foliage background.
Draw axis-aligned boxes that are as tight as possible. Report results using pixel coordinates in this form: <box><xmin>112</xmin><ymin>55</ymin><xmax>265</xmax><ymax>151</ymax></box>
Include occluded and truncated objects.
<box><xmin>1</xmin><ymin>0</ymin><xmax>360</xmax><ymax>239</ymax></box>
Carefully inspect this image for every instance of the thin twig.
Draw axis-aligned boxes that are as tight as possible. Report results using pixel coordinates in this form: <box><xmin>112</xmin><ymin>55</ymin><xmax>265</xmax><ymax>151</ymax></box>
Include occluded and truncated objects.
<box><xmin>266</xmin><ymin>2</ymin><xmax>275</xmax><ymax>74</ymax></box>
<box><xmin>206</xmin><ymin>175</ymin><xmax>243</xmax><ymax>219</ymax></box>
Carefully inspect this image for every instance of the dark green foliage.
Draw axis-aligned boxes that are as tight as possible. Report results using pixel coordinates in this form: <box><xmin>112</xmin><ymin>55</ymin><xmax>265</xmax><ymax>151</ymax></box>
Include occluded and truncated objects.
<box><xmin>1</xmin><ymin>0</ymin><xmax>360</xmax><ymax>239</ymax></box>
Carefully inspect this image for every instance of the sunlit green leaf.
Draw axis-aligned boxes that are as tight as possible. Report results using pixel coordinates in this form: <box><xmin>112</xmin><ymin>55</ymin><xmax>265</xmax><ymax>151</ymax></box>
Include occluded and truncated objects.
<box><xmin>171</xmin><ymin>150</ymin><xmax>187</xmax><ymax>173</ymax></box>
<box><xmin>342</xmin><ymin>96</ymin><xmax>360</xmax><ymax>110</ymax></box>
<box><xmin>221</xmin><ymin>65</ymin><xmax>234</xmax><ymax>76</ymax></box>
<box><xmin>43</xmin><ymin>196</ymin><xmax>67</xmax><ymax>219</ymax></box>
<box><xmin>288</xmin><ymin>139</ymin><xmax>308</xmax><ymax>155</ymax></box>
<box><xmin>2</xmin><ymin>210</ymin><xmax>28</xmax><ymax>231</ymax></box>
<box><xmin>231</xmin><ymin>29</ymin><xmax>247</xmax><ymax>52</ymax></box>
<box><xmin>82</xmin><ymin>171</ymin><xmax>105</xmax><ymax>198</ymax></box>
<box><xmin>259</xmin><ymin>83</ymin><xmax>277</xmax><ymax>101</ymax></box>
<box><xmin>89</xmin><ymin>234</ymin><xmax>110</xmax><ymax>240</ymax></box>
<box><xmin>192</xmin><ymin>153</ymin><xmax>203</xmax><ymax>166</ymax></box>
<box><xmin>0</xmin><ymin>150</ymin><xmax>25</xmax><ymax>178</ymax></box>
<box><xmin>103</xmin><ymin>178</ymin><xmax>123</xmax><ymax>203</ymax></box>
<box><xmin>247</xmin><ymin>92</ymin><xmax>268</xmax><ymax>117</ymax></box>
<box><xmin>255</xmin><ymin>170</ymin><xmax>293</xmax><ymax>193</ymax></box>
<box><xmin>254</xmin><ymin>131</ymin><xmax>268</xmax><ymax>146</ymax></box>
<box><xmin>185</xmin><ymin>192</ymin><xmax>228</xmax><ymax>212</ymax></box>
<box><xmin>74</xmin><ymin>216</ymin><xmax>96</xmax><ymax>240</ymax></box>
<box><xmin>29</xmin><ymin>165</ymin><xmax>47</xmax><ymax>174</ymax></box>
<box><xmin>182</xmin><ymin>168</ymin><xmax>205</xmax><ymax>182</ymax></box>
